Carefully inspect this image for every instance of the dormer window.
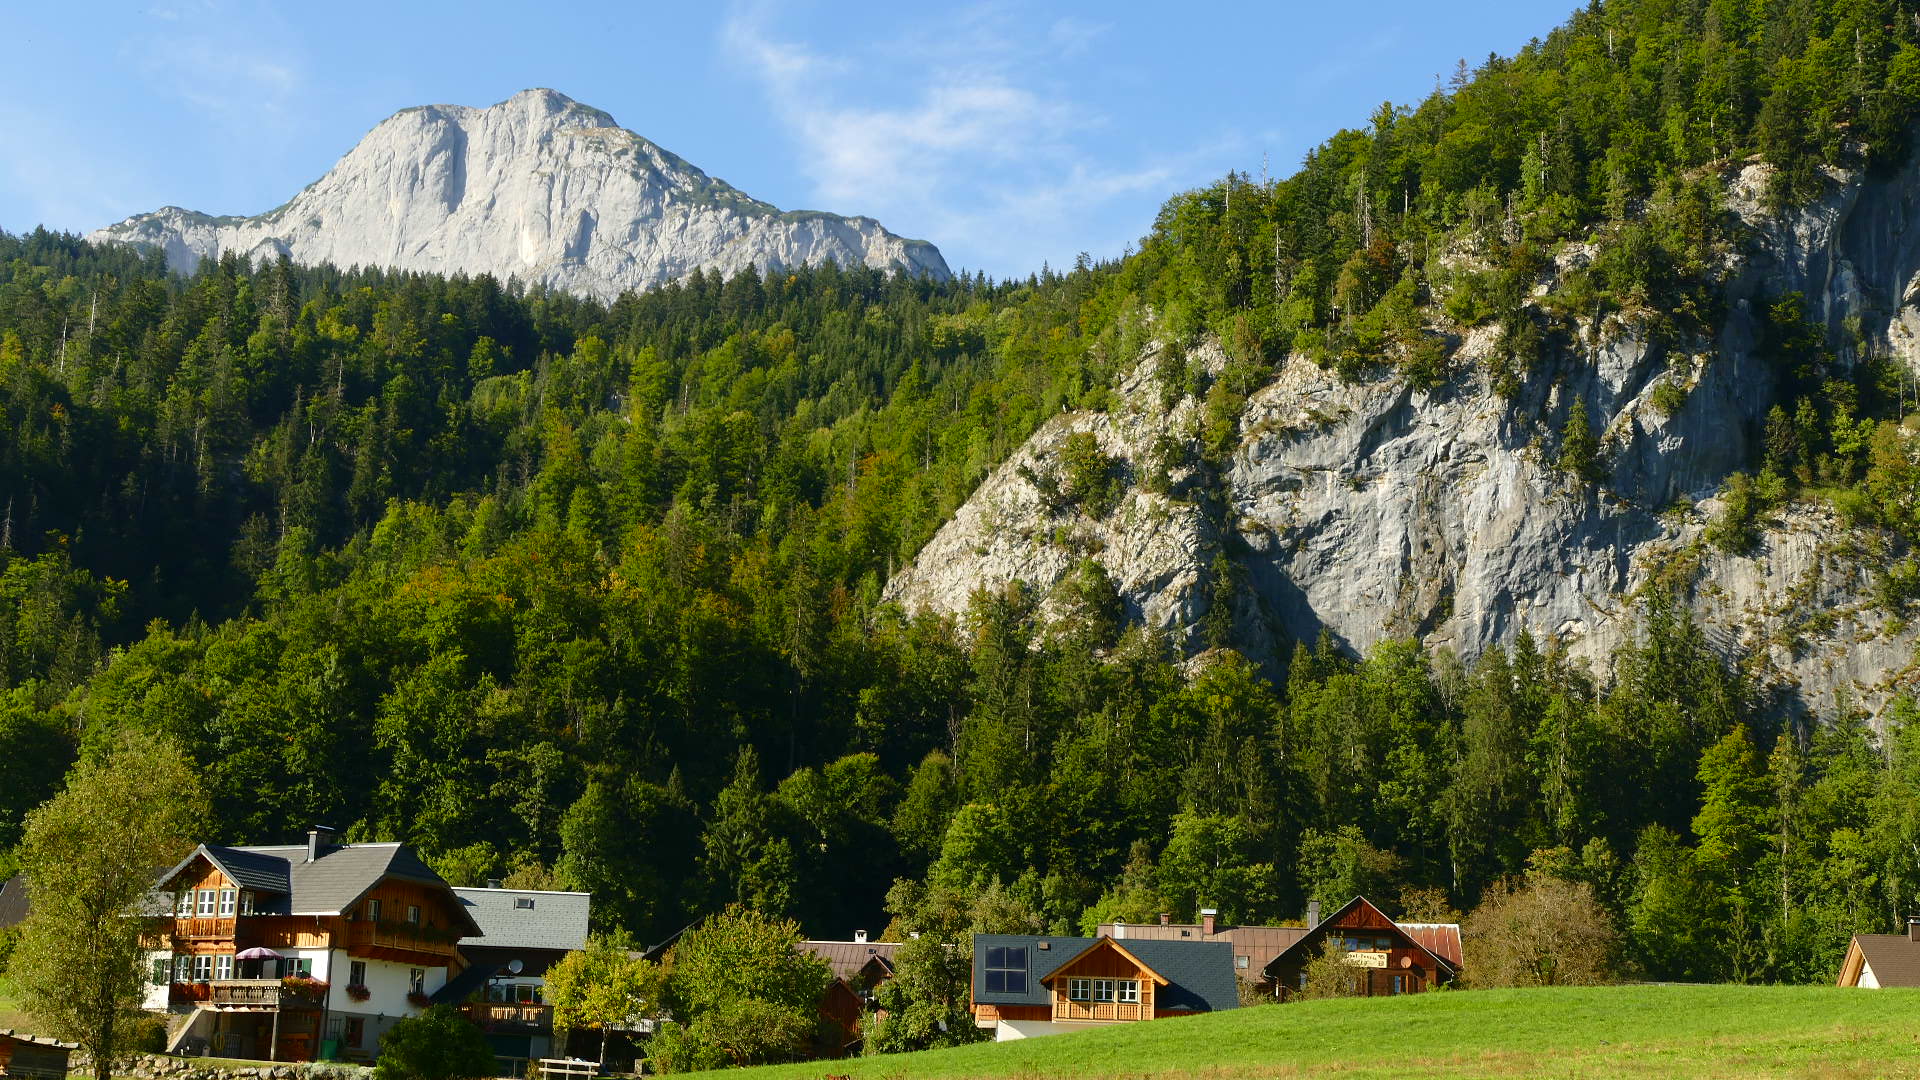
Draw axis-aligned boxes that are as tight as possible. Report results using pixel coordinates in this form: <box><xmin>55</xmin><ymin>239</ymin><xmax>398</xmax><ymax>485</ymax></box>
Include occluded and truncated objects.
<box><xmin>514</xmin><ymin>897</ymin><xmax>535</xmax><ymax>910</ymax></box>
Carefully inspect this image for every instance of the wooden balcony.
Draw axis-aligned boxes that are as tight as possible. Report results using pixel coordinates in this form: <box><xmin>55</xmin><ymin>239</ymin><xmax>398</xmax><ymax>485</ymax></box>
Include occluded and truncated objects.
<box><xmin>461</xmin><ymin>1003</ymin><xmax>554</xmax><ymax>1032</ymax></box>
<box><xmin>172</xmin><ymin>917</ymin><xmax>238</xmax><ymax>942</ymax></box>
<box><xmin>346</xmin><ymin>920</ymin><xmax>459</xmax><ymax>965</ymax></box>
<box><xmin>208</xmin><ymin>980</ymin><xmax>324</xmax><ymax>1010</ymax></box>
<box><xmin>1052</xmin><ymin>1000</ymin><xmax>1149</xmax><ymax>1023</ymax></box>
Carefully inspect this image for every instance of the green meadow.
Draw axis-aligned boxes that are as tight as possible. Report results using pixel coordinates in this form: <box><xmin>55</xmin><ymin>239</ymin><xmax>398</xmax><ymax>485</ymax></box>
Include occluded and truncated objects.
<box><xmin>722</xmin><ymin>985</ymin><xmax>1920</xmax><ymax>1079</ymax></box>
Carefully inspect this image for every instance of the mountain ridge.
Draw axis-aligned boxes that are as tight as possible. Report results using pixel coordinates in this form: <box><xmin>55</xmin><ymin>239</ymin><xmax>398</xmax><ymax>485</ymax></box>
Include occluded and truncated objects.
<box><xmin>87</xmin><ymin>88</ymin><xmax>950</xmax><ymax>300</ymax></box>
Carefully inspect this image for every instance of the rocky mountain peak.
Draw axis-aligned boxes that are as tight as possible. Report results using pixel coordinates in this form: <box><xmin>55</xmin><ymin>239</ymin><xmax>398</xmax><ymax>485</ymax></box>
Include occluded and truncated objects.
<box><xmin>88</xmin><ymin>90</ymin><xmax>949</xmax><ymax>301</ymax></box>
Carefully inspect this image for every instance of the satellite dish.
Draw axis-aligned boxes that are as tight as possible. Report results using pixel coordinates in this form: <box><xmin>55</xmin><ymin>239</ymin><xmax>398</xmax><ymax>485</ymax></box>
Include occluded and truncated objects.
<box><xmin>507</xmin><ymin>959</ymin><xmax>524</xmax><ymax>975</ymax></box>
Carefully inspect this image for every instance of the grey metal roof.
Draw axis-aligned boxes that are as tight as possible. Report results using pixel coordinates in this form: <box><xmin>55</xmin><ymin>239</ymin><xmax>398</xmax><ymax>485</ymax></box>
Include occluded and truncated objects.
<box><xmin>970</xmin><ymin>934</ymin><xmax>1238</xmax><ymax>1013</ymax></box>
<box><xmin>452</xmin><ymin>888</ymin><xmax>590</xmax><ymax>952</ymax></box>
<box><xmin>154</xmin><ymin>842</ymin><xmax>480</xmax><ymax>936</ymax></box>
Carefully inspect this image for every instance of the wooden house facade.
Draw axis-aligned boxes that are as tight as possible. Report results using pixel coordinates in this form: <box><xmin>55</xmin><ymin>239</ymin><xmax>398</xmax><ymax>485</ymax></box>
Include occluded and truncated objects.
<box><xmin>969</xmin><ymin>934</ymin><xmax>1238</xmax><ymax>1041</ymax></box>
<box><xmin>144</xmin><ymin>831</ymin><xmax>481</xmax><ymax>1064</ymax></box>
<box><xmin>1263</xmin><ymin>896</ymin><xmax>1460</xmax><ymax>998</ymax></box>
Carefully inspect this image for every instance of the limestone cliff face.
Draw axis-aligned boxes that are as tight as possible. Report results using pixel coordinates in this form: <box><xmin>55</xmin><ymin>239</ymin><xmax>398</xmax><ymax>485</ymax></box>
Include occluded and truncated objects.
<box><xmin>886</xmin><ymin>157</ymin><xmax>1920</xmax><ymax>716</ymax></box>
<box><xmin>88</xmin><ymin>89</ymin><xmax>949</xmax><ymax>301</ymax></box>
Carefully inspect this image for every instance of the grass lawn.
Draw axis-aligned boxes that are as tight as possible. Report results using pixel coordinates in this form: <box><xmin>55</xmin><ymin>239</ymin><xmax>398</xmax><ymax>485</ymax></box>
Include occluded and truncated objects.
<box><xmin>719</xmin><ymin>984</ymin><xmax>1920</xmax><ymax>1079</ymax></box>
<box><xmin>0</xmin><ymin>974</ymin><xmax>34</xmax><ymax>1031</ymax></box>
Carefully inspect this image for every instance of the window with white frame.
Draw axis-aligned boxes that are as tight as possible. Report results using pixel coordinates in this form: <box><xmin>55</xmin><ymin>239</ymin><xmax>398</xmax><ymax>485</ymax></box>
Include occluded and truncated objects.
<box><xmin>239</xmin><ymin>891</ymin><xmax>255</xmax><ymax>915</ymax></box>
<box><xmin>191</xmin><ymin>955</ymin><xmax>212</xmax><ymax>982</ymax></box>
<box><xmin>409</xmin><ymin>968</ymin><xmax>425</xmax><ymax>994</ymax></box>
<box><xmin>284</xmin><ymin>958</ymin><xmax>312</xmax><ymax>979</ymax></box>
<box><xmin>1093</xmin><ymin>978</ymin><xmax>1115</xmax><ymax>1002</ymax></box>
<box><xmin>1068</xmin><ymin>978</ymin><xmax>1091</xmax><ymax>1001</ymax></box>
<box><xmin>176</xmin><ymin>891</ymin><xmax>193</xmax><ymax>916</ymax></box>
<box><xmin>197</xmin><ymin>888</ymin><xmax>216</xmax><ymax>917</ymax></box>
<box><xmin>406</xmin><ymin>905</ymin><xmax>421</xmax><ymax>925</ymax></box>
<box><xmin>174</xmin><ymin>955</ymin><xmax>192</xmax><ymax>982</ymax></box>
<box><xmin>218</xmin><ymin>889</ymin><xmax>236</xmax><ymax>917</ymax></box>
<box><xmin>368</xmin><ymin>898</ymin><xmax>383</xmax><ymax>922</ymax></box>
<box><xmin>151</xmin><ymin>958</ymin><xmax>171</xmax><ymax>985</ymax></box>
<box><xmin>349</xmin><ymin>961</ymin><xmax>367</xmax><ymax>987</ymax></box>
<box><xmin>215</xmin><ymin>955</ymin><xmax>232</xmax><ymax>980</ymax></box>
<box><xmin>1117</xmin><ymin>979</ymin><xmax>1141</xmax><ymax>1003</ymax></box>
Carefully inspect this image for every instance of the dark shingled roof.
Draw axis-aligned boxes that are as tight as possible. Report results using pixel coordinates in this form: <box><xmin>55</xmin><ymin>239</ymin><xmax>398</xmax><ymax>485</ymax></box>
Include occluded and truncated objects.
<box><xmin>0</xmin><ymin>875</ymin><xmax>27</xmax><ymax>930</ymax></box>
<box><xmin>1852</xmin><ymin>935</ymin><xmax>1920</xmax><ymax>987</ymax></box>
<box><xmin>156</xmin><ymin>842</ymin><xmax>479</xmax><ymax>935</ymax></box>
<box><xmin>430</xmin><ymin>961</ymin><xmax>502</xmax><ymax>1006</ymax></box>
<box><xmin>970</xmin><ymin>934</ymin><xmax>1239</xmax><ymax>1014</ymax></box>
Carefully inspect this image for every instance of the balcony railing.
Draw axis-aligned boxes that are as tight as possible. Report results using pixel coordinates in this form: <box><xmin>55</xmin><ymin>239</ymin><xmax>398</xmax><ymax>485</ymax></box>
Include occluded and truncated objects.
<box><xmin>462</xmin><ymin>1003</ymin><xmax>554</xmax><ymax>1031</ymax></box>
<box><xmin>210</xmin><ymin>980</ymin><xmax>286</xmax><ymax>1007</ymax></box>
<box><xmin>207</xmin><ymin>979</ymin><xmax>326</xmax><ymax>1009</ymax></box>
<box><xmin>347</xmin><ymin>920</ymin><xmax>459</xmax><ymax>959</ymax></box>
<box><xmin>172</xmin><ymin>917</ymin><xmax>238</xmax><ymax>941</ymax></box>
<box><xmin>1053</xmin><ymin>999</ymin><xmax>1149</xmax><ymax>1022</ymax></box>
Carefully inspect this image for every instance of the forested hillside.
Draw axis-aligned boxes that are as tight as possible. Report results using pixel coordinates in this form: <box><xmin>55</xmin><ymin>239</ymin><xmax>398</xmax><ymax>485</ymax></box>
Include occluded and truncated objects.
<box><xmin>5</xmin><ymin>0</ymin><xmax>1920</xmax><ymax>993</ymax></box>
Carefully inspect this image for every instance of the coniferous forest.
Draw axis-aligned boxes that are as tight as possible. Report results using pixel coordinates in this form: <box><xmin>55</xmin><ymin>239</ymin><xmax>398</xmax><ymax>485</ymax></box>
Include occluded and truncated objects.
<box><xmin>8</xmin><ymin>0</ymin><xmax>1920</xmax><ymax>994</ymax></box>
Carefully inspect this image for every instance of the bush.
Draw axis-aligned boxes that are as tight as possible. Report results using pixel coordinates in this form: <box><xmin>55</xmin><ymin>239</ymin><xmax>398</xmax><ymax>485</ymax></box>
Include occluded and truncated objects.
<box><xmin>645</xmin><ymin>1022</ymin><xmax>727</xmax><ymax>1074</ymax></box>
<box><xmin>124</xmin><ymin>1012</ymin><xmax>168</xmax><ymax>1054</ymax></box>
<box><xmin>1296</xmin><ymin>938</ymin><xmax>1363</xmax><ymax>1000</ymax></box>
<box><xmin>1463</xmin><ymin>876</ymin><xmax>1619</xmax><ymax>987</ymax></box>
<box><xmin>1649</xmin><ymin>379</ymin><xmax>1688</xmax><ymax>416</ymax></box>
<box><xmin>372</xmin><ymin>1005</ymin><xmax>494</xmax><ymax>1080</ymax></box>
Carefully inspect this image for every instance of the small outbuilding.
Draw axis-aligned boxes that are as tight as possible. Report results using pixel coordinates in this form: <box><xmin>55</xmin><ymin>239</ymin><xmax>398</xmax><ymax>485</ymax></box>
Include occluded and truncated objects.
<box><xmin>1838</xmin><ymin>920</ymin><xmax>1920</xmax><ymax>987</ymax></box>
<box><xmin>0</xmin><ymin>1030</ymin><xmax>76</xmax><ymax>1080</ymax></box>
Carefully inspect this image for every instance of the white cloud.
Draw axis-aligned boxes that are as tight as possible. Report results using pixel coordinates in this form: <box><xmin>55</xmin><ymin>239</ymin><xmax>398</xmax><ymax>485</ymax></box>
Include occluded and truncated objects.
<box><xmin>124</xmin><ymin>4</ymin><xmax>306</xmax><ymax>133</ymax></box>
<box><xmin>721</xmin><ymin>2</ymin><xmax>1226</xmax><ymax>276</ymax></box>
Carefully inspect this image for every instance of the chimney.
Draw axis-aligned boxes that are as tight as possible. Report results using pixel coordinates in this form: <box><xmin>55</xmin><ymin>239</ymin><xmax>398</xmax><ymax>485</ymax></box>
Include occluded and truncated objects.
<box><xmin>306</xmin><ymin>827</ymin><xmax>336</xmax><ymax>864</ymax></box>
<box><xmin>485</xmin><ymin>878</ymin><xmax>502</xmax><ymax>890</ymax></box>
<box><xmin>854</xmin><ymin>929</ymin><xmax>868</xmax><ymax>944</ymax></box>
<box><xmin>1158</xmin><ymin>913</ymin><xmax>1170</xmax><ymax>926</ymax></box>
<box><xmin>1909</xmin><ymin>918</ymin><xmax>1919</xmax><ymax>944</ymax></box>
<box><xmin>1307</xmin><ymin>900</ymin><xmax>1322</xmax><ymax>930</ymax></box>
<box><xmin>1201</xmin><ymin>908</ymin><xmax>1218</xmax><ymax>936</ymax></box>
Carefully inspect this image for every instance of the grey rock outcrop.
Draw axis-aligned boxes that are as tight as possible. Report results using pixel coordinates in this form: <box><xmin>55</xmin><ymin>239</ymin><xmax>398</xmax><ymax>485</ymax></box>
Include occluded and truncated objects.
<box><xmin>886</xmin><ymin>156</ymin><xmax>1920</xmax><ymax>717</ymax></box>
<box><xmin>88</xmin><ymin>89</ymin><xmax>949</xmax><ymax>301</ymax></box>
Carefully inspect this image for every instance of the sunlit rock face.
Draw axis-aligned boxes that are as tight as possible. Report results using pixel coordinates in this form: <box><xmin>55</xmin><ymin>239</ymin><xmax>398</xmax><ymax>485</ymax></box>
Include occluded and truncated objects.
<box><xmin>90</xmin><ymin>88</ymin><xmax>949</xmax><ymax>301</ymax></box>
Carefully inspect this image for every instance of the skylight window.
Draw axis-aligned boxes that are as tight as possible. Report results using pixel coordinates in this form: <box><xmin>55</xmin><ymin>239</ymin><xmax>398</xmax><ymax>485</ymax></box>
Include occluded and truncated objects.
<box><xmin>984</xmin><ymin>945</ymin><xmax>1028</xmax><ymax>994</ymax></box>
<box><xmin>514</xmin><ymin>897</ymin><xmax>535</xmax><ymax>909</ymax></box>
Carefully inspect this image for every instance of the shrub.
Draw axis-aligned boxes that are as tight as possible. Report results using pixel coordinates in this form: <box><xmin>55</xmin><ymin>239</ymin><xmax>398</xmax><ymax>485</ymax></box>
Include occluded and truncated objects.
<box><xmin>1296</xmin><ymin>939</ymin><xmax>1364</xmax><ymax>1000</ymax></box>
<box><xmin>372</xmin><ymin>1005</ymin><xmax>494</xmax><ymax>1080</ymax></box>
<box><xmin>1463</xmin><ymin>875</ymin><xmax>1619</xmax><ymax>987</ymax></box>
<box><xmin>645</xmin><ymin>1022</ymin><xmax>727</xmax><ymax>1074</ymax></box>
<box><xmin>1650</xmin><ymin>378</ymin><xmax>1688</xmax><ymax>415</ymax></box>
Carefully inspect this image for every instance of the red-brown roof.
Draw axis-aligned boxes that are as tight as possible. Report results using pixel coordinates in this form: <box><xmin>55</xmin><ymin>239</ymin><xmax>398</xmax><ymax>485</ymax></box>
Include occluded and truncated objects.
<box><xmin>799</xmin><ymin>940</ymin><xmax>899</xmax><ymax>981</ymax></box>
<box><xmin>1397</xmin><ymin>923</ymin><xmax>1464</xmax><ymax>968</ymax></box>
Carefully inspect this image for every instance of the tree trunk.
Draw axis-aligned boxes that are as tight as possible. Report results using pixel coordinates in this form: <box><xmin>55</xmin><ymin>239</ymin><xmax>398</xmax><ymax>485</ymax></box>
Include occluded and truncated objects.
<box><xmin>94</xmin><ymin>1010</ymin><xmax>114</xmax><ymax>1080</ymax></box>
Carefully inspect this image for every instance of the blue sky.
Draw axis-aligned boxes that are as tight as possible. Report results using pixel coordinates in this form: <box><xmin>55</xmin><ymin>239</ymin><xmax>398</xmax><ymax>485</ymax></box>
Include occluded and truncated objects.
<box><xmin>0</xmin><ymin>1</ymin><xmax>1567</xmax><ymax>280</ymax></box>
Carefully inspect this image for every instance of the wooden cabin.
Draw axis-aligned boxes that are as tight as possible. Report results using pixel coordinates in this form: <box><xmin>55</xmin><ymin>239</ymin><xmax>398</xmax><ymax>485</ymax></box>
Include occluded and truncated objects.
<box><xmin>1838</xmin><ymin>920</ymin><xmax>1920</xmax><ymax>987</ymax></box>
<box><xmin>1263</xmin><ymin>896</ymin><xmax>1461</xmax><ymax>997</ymax></box>
<box><xmin>0</xmin><ymin>1031</ymin><xmax>74</xmax><ymax>1080</ymax></box>
<box><xmin>801</xmin><ymin>935</ymin><xmax>900</xmax><ymax>1054</ymax></box>
<box><xmin>969</xmin><ymin>934</ymin><xmax>1238</xmax><ymax>1041</ymax></box>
